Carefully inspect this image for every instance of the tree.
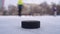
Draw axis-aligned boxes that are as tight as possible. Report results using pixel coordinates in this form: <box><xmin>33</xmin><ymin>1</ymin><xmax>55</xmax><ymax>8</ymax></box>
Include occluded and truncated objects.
<box><xmin>8</xmin><ymin>5</ymin><xmax>18</xmax><ymax>15</ymax></box>
<box><xmin>40</xmin><ymin>2</ymin><xmax>51</xmax><ymax>15</ymax></box>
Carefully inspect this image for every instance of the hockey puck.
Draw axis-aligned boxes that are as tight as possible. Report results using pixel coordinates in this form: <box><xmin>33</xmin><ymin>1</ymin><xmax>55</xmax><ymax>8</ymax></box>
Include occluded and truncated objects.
<box><xmin>21</xmin><ymin>20</ymin><xmax>40</xmax><ymax>29</ymax></box>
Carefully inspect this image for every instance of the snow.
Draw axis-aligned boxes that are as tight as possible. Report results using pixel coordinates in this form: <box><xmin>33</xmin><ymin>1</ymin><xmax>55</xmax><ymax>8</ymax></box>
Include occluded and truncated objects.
<box><xmin>0</xmin><ymin>16</ymin><xmax>60</xmax><ymax>34</ymax></box>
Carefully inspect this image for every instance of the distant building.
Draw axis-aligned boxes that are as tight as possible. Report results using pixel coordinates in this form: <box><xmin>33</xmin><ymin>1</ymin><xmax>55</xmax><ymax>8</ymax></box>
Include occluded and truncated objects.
<box><xmin>0</xmin><ymin>0</ymin><xmax>4</xmax><ymax>15</ymax></box>
<box><xmin>0</xmin><ymin>0</ymin><xmax>4</xmax><ymax>9</ymax></box>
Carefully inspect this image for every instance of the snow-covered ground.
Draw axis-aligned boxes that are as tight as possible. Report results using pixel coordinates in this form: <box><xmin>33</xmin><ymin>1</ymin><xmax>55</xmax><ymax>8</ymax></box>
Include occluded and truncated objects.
<box><xmin>0</xmin><ymin>16</ymin><xmax>60</xmax><ymax>34</ymax></box>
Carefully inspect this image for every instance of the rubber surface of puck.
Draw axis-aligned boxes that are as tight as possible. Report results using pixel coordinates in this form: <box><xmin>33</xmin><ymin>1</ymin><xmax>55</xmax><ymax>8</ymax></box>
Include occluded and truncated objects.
<box><xmin>21</xmin><ymin>20</ymin><xmax>40</xmax><ymax>29</ymax></box>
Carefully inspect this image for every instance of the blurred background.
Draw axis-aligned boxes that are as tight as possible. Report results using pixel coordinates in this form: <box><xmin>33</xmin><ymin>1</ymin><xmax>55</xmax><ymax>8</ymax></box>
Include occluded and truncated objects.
<box><xmin>0</xmin><ymin>0</ymin><xmax>60</xmax><ymax>16</ymax></box>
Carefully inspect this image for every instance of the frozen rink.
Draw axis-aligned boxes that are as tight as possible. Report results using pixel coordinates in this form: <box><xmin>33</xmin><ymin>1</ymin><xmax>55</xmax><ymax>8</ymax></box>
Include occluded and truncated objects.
<box><xmin>0</xmin><ymin>16</ymin><xmax>60</xmax><ymax>34</ymax></box>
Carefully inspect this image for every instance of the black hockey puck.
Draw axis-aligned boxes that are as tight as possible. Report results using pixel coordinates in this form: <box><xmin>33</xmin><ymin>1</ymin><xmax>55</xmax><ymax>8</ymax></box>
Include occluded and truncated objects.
<box><xmin>21</xmin><ymin>20</ymin><xmax>40</xmax><ymax>29</ymax></box>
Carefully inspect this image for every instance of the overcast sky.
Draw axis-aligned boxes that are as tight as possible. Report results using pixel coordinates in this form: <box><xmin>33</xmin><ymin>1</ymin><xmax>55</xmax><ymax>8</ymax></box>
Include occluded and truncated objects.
<box><xmin>4</xmin><ymin>0</ymin><xmax>60</xmax><ymax>9</ymax></box>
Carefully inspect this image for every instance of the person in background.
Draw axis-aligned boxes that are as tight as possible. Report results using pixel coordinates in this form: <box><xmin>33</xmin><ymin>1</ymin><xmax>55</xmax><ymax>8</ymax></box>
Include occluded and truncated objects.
<box><xmin>51</xmin><ymin>2</ymin><xmax>57</xmax><ymax>16</ymax></box>
<box><xmin>18</xmin><ymin>0</ymin><xmax>23</xmax><ymax>16</ymax></box>
<box><xmin>52</xmin><ymin>5</ymin><xmax>57</xmax><ymax>16</ymax></box>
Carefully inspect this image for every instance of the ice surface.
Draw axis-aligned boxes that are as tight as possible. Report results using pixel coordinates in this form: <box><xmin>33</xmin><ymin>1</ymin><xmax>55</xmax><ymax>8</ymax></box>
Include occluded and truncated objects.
<box><xmin>0</xmin><ymin>16</ymin><xmax>60</xmax><ymax>34</ymax></box>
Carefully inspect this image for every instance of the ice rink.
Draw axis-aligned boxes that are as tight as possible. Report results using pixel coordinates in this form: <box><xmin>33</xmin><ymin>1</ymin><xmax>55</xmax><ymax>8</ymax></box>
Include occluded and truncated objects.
<box><xmin>0</xmin><ymin>16</ymin><xmax>60</xmax><ymax>34</ymax></box>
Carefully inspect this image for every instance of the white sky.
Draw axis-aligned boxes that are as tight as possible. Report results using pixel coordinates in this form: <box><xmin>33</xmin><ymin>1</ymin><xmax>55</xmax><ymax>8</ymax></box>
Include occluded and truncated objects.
<box><xmin>4</xmin><ymin>0</ymin><xmax>60</xmax><ymax>9</ymax></box>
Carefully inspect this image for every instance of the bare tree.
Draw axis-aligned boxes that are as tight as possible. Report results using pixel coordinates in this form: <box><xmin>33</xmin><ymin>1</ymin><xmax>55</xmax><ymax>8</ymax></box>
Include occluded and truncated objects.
<box><xmin>8</xmin><ymin>5</ymin><xmax>18</xmax><ymax>15</ymax></box>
